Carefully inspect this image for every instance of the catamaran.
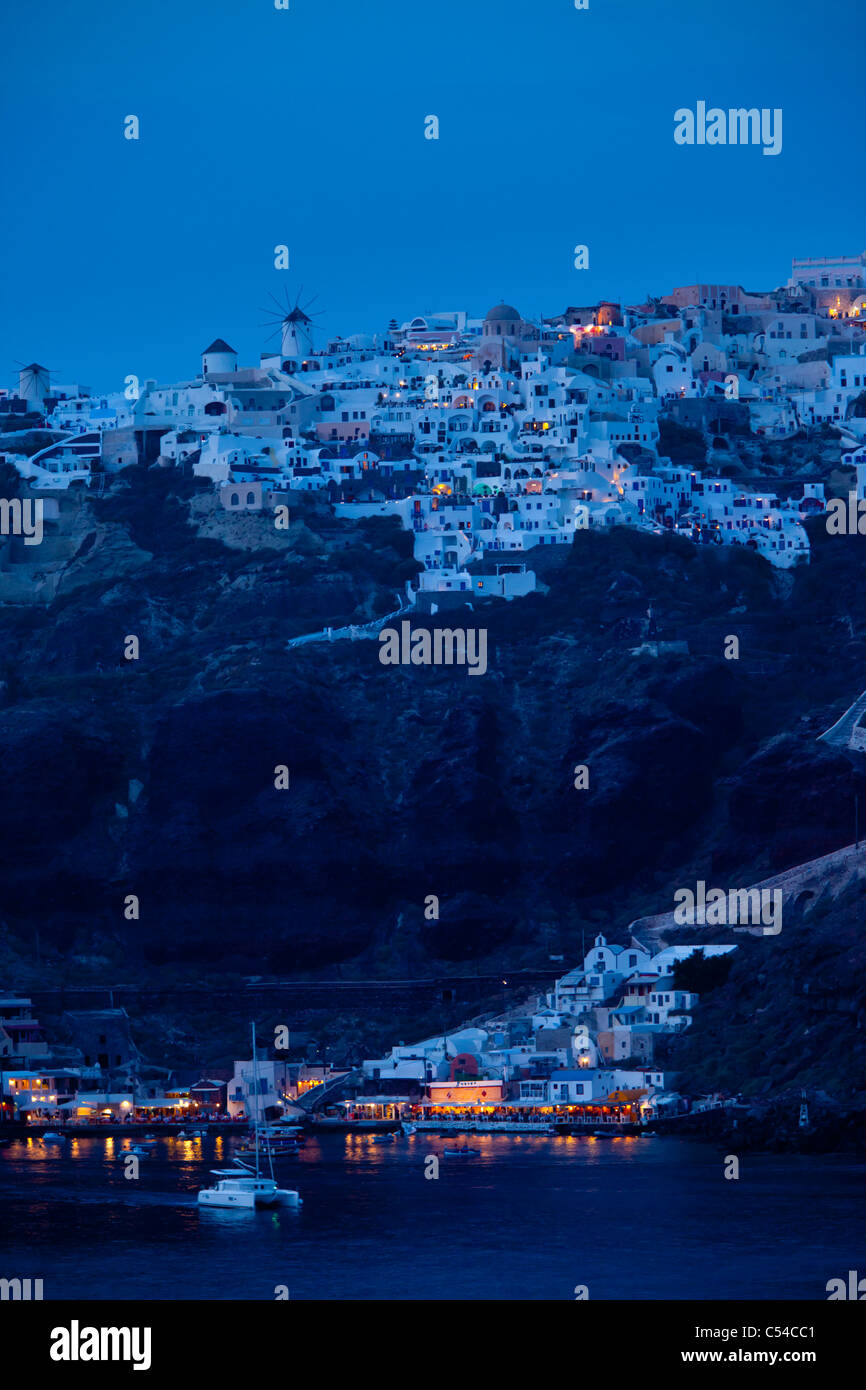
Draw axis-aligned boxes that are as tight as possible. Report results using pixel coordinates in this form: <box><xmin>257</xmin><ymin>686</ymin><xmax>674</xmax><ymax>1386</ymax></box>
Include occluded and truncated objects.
<box><xmin>197</xmin><ymin>1024</ymin><xmax>302</xmax><ymax>1211</ymax></box>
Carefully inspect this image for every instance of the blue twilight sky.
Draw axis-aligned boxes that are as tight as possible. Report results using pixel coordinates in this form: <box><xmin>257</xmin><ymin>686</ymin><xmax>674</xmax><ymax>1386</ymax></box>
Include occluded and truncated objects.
<box><xmin>1</xmin><ymin>0</ymin><xmax>863</xmax><ymax>392</ymax></box>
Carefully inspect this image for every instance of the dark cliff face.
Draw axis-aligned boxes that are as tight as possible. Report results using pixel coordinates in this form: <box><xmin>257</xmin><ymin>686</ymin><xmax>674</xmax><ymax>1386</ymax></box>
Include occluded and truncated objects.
<box><xmin>667</xmin><ymin>874</ymin><xmax>866</xmax><ymax>1103</ymax></box>
<box><xmin>1</xmin><ymin>470</ymin><xmax>865</xmax><ymax>987</ymax></box>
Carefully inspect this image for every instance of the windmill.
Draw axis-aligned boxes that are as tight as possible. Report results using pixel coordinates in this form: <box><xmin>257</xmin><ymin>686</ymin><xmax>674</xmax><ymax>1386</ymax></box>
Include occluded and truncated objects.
<box><xmin>259</xmin><ymin>288</ymin><xmax>322</xmax><ymax>367</ymax></box>
<box><xmin>15</xmin><ymin>361</ymin><xmax>53</xmax><ymax>407</ymax></box>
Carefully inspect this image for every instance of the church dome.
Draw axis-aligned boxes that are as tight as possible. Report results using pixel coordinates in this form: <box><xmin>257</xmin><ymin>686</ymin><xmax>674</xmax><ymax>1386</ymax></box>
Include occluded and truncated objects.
<box><xmin>485</xmin><ymin>303</ymin><xmax>521</xmax><ymax>322</ymax></box>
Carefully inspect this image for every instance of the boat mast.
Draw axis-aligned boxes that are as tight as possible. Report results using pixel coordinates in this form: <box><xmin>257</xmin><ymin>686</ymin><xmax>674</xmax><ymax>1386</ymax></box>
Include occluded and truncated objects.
<box><xmin>251</xmin><ymin>1021</ymin><xmax>261</xmax><ymax>1179</ymax></box>
<box><xmin>251</xmin><ymin>1021</ymin><xmax>275</xmax><ymax>1183</ymax></box>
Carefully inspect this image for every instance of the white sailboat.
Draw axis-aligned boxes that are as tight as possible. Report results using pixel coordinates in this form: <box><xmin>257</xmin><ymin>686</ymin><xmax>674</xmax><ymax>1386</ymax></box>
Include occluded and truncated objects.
<box><xmin>197</xmin><ymin>1024</ymin><xmax>302</xmax><ymax>1211</ymax></box>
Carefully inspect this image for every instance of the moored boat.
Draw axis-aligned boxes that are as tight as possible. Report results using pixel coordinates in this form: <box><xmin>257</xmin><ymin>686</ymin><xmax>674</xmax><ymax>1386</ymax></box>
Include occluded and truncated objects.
<box><xmin>238</xmin><ymin>1138</ymin><xmax>298</xmax><ymax>1158</ymax></box>
<box><xmin>197</xmin><ymin>1168</ymin><xmax>302</xmax><ymax>1209</ymax></box>
<box><xmin>197</xmin><ymin>1023</ymin><xmax>302</xmax><ymax>1212</ymax></box>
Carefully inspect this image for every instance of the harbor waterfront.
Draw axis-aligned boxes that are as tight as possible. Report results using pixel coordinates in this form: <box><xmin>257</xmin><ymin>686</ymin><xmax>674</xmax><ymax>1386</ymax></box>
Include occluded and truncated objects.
<box><xmin>1</xmin><ymin>1130</ymin><xmax>862</xmax><ymax>1302</ymax></box>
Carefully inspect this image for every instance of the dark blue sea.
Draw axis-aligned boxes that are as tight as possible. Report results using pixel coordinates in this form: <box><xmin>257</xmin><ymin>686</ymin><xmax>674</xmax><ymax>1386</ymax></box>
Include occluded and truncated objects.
<box><xmin>1</xmin><ymin>1131</ymin><xmax>862</xmax><ymax>1300</ymax></box>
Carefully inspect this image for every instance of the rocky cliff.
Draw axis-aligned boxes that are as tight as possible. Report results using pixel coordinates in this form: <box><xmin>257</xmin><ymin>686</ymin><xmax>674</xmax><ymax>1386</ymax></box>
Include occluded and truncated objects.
<box><xmin>1</xmin><ymin>466</ymin><xmax>865</xmax><ymax>1095</ymax></box>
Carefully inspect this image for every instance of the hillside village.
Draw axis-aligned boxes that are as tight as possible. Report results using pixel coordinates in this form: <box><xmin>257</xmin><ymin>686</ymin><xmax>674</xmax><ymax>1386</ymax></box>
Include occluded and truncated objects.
<box><xmin>293</xmin><ymin>935</ymin><xmax>741</xmax><ymax>1130</ymax></box>
<box><xmin>1</xmin><ymin>933</ymin><xmax>739</xmax><ymax>1130</ymax></box>
<box><xmin>3</xmin><ymin>252</ymin><xmax>866</xmax><ymax>603</ymax></box>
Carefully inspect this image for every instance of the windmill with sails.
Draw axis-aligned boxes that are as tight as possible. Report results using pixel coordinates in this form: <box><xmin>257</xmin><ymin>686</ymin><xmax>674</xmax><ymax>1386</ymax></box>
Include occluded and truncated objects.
<box><xmin>259</xmin><ymin>288</ymin><xmax>322</xmax><ymax>372</ymax></box>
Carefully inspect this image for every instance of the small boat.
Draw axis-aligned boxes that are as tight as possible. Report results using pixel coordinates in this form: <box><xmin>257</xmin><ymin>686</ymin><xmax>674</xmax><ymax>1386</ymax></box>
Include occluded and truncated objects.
<box><xmin>240</xmin><ymin>1126</ymin><xmax>299</xmax><ymax>1148</ymax></box>
<box><xmin>371</xmin><ymin>1132</ymin><xmax>396</xmax><ymax>1144</ymax></box>
<box><xmin>401</xmin><ymin>1122</ymin><xmax>417</xmax><ymax>1136</ymax></box>
<box><xmin>443</xmin><ymin>1146</ymin><xmax>479</xmax><ymax>1157</ymax></box>
<box><xmin>261</xmin><ymin>1126</ymin><xmax>305</xmax><ymax>1145</ymax></box>
<box><xmin>197</xmin><ymin>1168</ymin><xmax>302</xmax><ymax>1209</ymax></box>
<box><xmin>41</xmin><ymin>1131</ymin><xmax>66</xmax><ymax>1143</ymax></box>
<box><xmin>197</xmin><ymin>1023</ymin><xmax>302</xmax><ymax>1212</ymax></box>
<box><xmin>238</xmin><ymin>1140</ymin><xmax>298</xmax><ymax>1158</ymax></box>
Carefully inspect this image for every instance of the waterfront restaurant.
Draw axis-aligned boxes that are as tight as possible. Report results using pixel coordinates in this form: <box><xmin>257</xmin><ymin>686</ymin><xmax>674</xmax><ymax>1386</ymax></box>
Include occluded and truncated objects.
<box><xmin>133</xmin><ymin>1088</ymin><xmax>193</xmax><ymax>1121</ymax></box>
<box><xmin>341</xmin><ymin>1097</ymin><xmax>406</xmax><ymax>1122</ymax></box>
<box><xmin>188</xmin><ymin>1077</ymin><xmax>228</xmax><ymax>1115</ymax></box>
<box><xmin>428</xmin><ymin>1080</ymin><xmax>506</xmax><ymax>1107</ymax></box>
<box><xmin>59</xmin><ymin>1092</ymin><xmax>135</xmax><ymax>1121</ymax></box>
<box><xmin>411</xmin><ymin>1089</ymin><xmax>648</xmax><ymax>1130</ymax></box>
<box><xmin>1</xmin><ymin>1069</ymin><xmax>79</xmax><ymax>1120</ymax></box>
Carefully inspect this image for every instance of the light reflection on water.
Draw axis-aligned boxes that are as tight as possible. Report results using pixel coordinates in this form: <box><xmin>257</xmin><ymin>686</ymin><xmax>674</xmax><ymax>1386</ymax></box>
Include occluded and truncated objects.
<box><xmin>1</xmin><ymin>1132</ymin><xmax>863</xmax><ymax>1300</ymax></box>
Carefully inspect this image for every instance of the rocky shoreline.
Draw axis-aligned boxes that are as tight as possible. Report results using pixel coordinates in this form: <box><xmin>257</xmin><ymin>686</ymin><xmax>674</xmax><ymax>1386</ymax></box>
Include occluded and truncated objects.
<box><xmin>656</xmin><ymin>1097</ymin><xmax>866</xmax><ymax>1154</ymax></box>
